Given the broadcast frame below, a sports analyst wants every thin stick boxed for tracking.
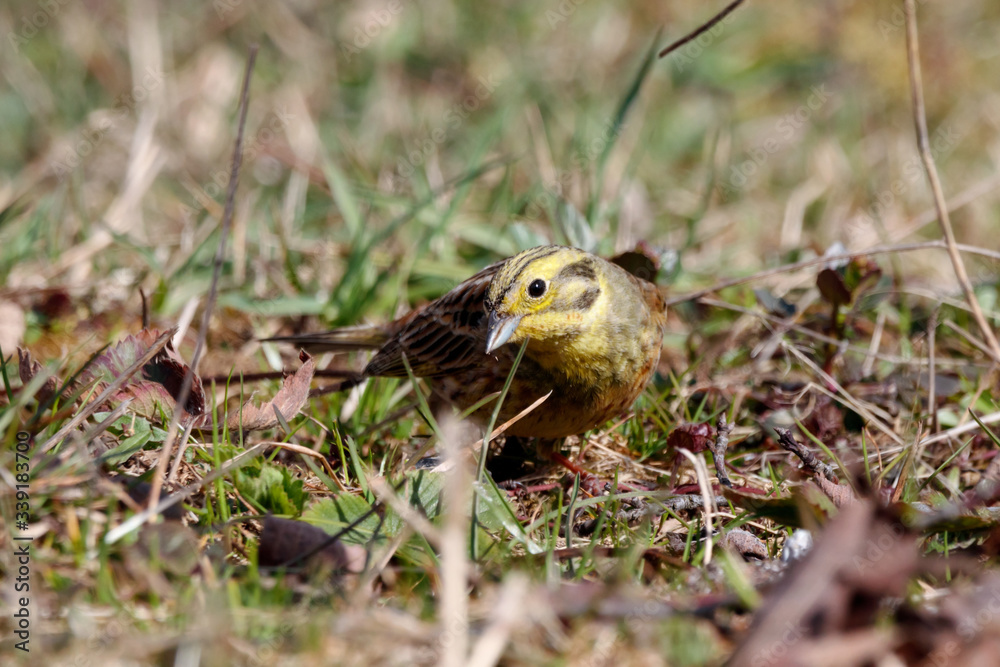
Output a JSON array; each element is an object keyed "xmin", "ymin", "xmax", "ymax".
[
  {"xmin": 712, "ymin": 412, "xmax": 734, "ymax": 488},
  {"xmin": 861, "ymin": 309, "xmax": 886, "ymax": 378},
  {"xmin": 783, "ymin": 343, "xmax": 904, "ymax": 447},
  {"xmin": 145, "ymin": 44, "xmax": 259, "ymax": 521},
  {"xmin": 890, "ymin": 171, "xmax": 1000, "ymax": 242},
  {"xmin": 658, "ymin": 0, "xmax": 746, "ymax": 59},
  {"xmin": 942, "ymin": 320, "xmax": 996, "ymax": 360},
  {"xmin": 201, "ymin": 368, "xmax": 358, "ymax": 384},
  {"xmin": 166, "ymin": 421, "xmax": 196, "ymax": 483},
  {"xmin": 904, "ymin": 0, "xmax": 1000, "ymax": 363},
  {"xmin": 702, "ymin": 296, "xmax": 979, "ymax": 370},
  {"xmin": 927, "ymin": 307, "xmax": 939, "ymax": 435},
  {"xmin": 402, "ymin": 390, "xmax": 552, "ymax": 470},
  {"xmin": 774, "ymin": 427, "xmax": 838, "ymax": 484},
  {"xmin": 917, "ymin": 410, "xmax": 1000, "ymax": 449}
]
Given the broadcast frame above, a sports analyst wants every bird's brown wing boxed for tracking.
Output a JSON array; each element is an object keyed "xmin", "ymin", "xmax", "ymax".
[{"xmin": 363, "ymin": 261, "xmax": 502, "ymax": 378}]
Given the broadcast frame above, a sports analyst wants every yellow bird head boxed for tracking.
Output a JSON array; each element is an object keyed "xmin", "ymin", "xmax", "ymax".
[{"xmin": 483, "ymin": 246, "xmax": 604, "ymax": 354}]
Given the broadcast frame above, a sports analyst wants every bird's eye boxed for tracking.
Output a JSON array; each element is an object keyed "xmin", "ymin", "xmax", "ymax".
[{"xmin": 528, "ymin": 279, "xmax": 547, "ymax": 298}]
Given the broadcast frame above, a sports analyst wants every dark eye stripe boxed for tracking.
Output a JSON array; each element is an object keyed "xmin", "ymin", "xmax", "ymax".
[
  {"xmin": 549, "ymin": 285, "xmax": 602, "ymax": 312},
  {"xmin": 571, "ymin": 286, "xmax": 601, "ymax": 311},
  {"xmin": 557, "ymin": 259, "xmax": 596, "ymax": 281}
]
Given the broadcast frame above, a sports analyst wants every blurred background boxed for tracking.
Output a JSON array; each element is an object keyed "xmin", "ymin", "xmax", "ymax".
[{"xmin": 1, "ymin": 0, "xmax": 999, "ymax": 360}]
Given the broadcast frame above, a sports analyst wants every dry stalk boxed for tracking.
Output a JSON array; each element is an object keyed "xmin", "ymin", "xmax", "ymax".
[
  {"xmin": 903, "ymin": 0, "xmax": 1000, "ymax": 364},
  {"xmin": 147, "ymin": 45, "xmax": 259, "ymax": 518}
]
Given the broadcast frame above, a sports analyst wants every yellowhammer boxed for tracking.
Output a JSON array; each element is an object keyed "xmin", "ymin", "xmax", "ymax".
[{"xmin": 267, "ymin": 245, "xmax": 667, "ymax": 439}]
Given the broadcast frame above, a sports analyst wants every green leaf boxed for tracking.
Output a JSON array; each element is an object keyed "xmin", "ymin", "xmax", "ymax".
[
  {"xmin": 94, "ymin": 413, "xmax": 168, "ymax": 466},
  {"xmin": 303, "ymin": 469, "xmax": 510, "ymax": 562},
  {"xmin": 320, "ymin": 153, "xmax": 362, "ymax": 239},
  {"xmin": 235, "ymin": 465, "xmax": 307, "ymax": 516},
  {"xmin": 303, "ymin": 491, "xmax": 384, "ymax": 545},
  {"xmin": 476, "ymin": 479, "xmax": 543, "ymax": 555},
  {"xmin": 98, "ymin": 430, "xmax": 153, "ymax": 467}
]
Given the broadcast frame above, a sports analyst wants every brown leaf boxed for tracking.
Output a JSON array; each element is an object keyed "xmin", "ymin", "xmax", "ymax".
[
  {"xmin": 609, "ymin": 241, "xmax": 677, "ymax": 284},
  {"xmin": 610, "ymin": 251, "xmax": 657, "ymax": 283},
  {"xmin": 722, "ymin": 528, "xmax": 768, "ymax": 561},
  {"xmin": 138, "ymin": 331, "xmax": 205, "ymax": 417},
  {"xmin": 17, "ymin": 347, "xmax": 59, "ymax": 405},
  {"xmin": 215, "ymin": 350, "xmax": 315, "ymax": 431},
  {"xmin": 667, "ymin": 422, "xmax": 716, "ymax": 454},
  {"xmin": 33, "ymin": 289, "xmax": 73, "ymax": 322},
  {"xmin": 817, "ymin": 267, "xmax": 853, "ymax": 307},
  {"xmin": 817, "ymin": 258, "xmax": 883, "ymax": 308},
  {"xmin": 82, "ymin": 329, "xmax": 206, "ymax": 422}
]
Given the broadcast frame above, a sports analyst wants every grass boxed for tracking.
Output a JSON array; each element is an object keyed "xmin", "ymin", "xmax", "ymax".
[{"xmin": 3, "ymin": 0, "xmax": 1000, "ymax": 664}]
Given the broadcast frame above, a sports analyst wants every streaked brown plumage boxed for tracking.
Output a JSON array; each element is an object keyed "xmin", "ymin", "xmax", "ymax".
[{"xmin": 266, "ymin": 245, "xmax": 667, "ymax": 439}]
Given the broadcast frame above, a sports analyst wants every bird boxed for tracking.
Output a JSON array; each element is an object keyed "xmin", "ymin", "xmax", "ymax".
[{"xmin": 265, "ymin": 245, "xmax": 668, "ymax": 441}]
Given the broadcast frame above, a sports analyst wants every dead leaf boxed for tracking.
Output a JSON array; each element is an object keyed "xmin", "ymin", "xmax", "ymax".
[
  {"xmin": 82, "ymin": 329, "xmax": 206, "ymax": 422},
  {"xmin": 17, "ymin": 347, "xmax": 58, "ymax": 405},
  {"xmin": 817, "ymin": 257, "xmax": 882, "ymax": 308},
  {"xmin": 214, "ymin": 349, "xmax": 315, "ymax": 431},
  {"xmin": 723, "ymin": 528, "xmax": 768, "ymax": 561},
  {"xmin": 667, "ymin": 422, "xmax": 716, "ymax": 455},
  {"xmin": 609, "ymin": 241, "xmax": 678, "ymax": 284}
]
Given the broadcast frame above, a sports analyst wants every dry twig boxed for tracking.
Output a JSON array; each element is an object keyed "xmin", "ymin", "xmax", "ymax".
[
  {"xmin": 904, "ymin": 0, "xmax": 1000, "ymax": 363},
  {"xmin": 657, "ymin": 0, "xmax": 746, "ymax": 59},
  {"xmin": 146, "ymin": 45, "xmax": 259, "ymax": 519},
  {"xmin": 774, "ymin": 427, "xmax": 838, "ymax": 484},
  {"xmin": 712, "ymin": 413, "xmax": 734, "ymax": 488}
]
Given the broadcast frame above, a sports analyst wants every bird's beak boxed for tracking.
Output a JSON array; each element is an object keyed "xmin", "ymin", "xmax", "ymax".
[{"xmin": 485, "ymin": 311, "xmax": 522, "ymax": 354}]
